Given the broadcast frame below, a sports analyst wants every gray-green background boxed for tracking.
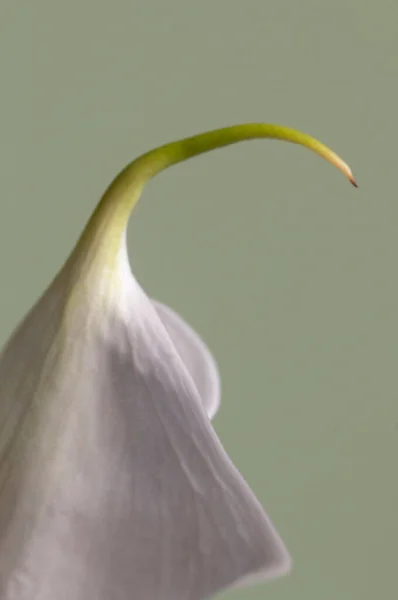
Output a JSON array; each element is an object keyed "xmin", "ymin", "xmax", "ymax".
[{"xmin": 0, "ymin": 1, "xmax": 396, "ymax": 599}]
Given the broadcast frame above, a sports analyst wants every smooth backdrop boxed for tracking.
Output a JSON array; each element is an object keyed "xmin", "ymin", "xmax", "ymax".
[{"xmin": 0, "ymin": 1, "xmax": 396, "ymax": 599}]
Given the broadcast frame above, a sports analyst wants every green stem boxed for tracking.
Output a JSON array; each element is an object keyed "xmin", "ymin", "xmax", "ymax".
[{"xmin": 72, "ymin": 123, "xmax": 356, "ymax": 281}]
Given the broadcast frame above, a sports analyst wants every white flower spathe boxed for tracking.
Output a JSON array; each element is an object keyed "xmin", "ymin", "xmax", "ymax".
[{"xmin": 0, "ymin": 123, "xmax": 356, "ymax": 599}]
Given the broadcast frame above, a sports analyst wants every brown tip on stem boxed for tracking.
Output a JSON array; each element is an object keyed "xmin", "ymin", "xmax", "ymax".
[{"xmin": 350, "ymin": 176, "xmax": 358, "ymax": 188}]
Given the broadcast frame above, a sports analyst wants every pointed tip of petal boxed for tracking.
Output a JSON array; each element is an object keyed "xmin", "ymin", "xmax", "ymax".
[
  {"xmin": 339, "ymin": 161, "xmax": 357, "ymax": 188},
  {"xmin": 350, "ymin": 175, "xmax": 359, "ymax": 188},
  {"xmin": 233, "ymin": 547, "xmax": 293, "ymax": 591}
]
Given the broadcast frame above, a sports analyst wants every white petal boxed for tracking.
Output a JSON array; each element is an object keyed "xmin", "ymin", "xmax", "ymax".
[
  {"xmin": 153, "ymin": 300, "xmax": 220, "ymax": 420},
  {"xmin": 0, "ymin": 245, "xmax": 291, "ymax": 600}
]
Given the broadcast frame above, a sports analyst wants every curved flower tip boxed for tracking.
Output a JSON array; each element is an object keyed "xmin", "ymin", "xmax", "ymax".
[
  {"xmin": 71, "ymin": 123, "xmax": 357, "ymax": 289},
  {"xmin": 0, "ymin": 122, "xmax": 355, "ymax": 599}
]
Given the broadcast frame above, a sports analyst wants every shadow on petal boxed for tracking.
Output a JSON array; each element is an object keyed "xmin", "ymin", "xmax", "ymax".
[{"xmin": 153, "ymin": 300, "xmax": 220, "ymax": 420}]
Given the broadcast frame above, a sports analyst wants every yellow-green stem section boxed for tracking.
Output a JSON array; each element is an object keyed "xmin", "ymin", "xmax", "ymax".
[{"xmin": 72, "ymin": 123, "xmax": 356, "ymax": 283}]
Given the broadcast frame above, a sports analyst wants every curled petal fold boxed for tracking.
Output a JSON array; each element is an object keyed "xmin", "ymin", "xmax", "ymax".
[{"xmin": 153, "ymin": 300, "xmax": 220, "ymax": 420}]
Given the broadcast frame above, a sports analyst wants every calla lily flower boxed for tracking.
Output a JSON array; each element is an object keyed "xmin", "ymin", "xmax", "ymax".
[{"xmin": 0, "ymin": 124, "xmax": 356, "ymax": 599}]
